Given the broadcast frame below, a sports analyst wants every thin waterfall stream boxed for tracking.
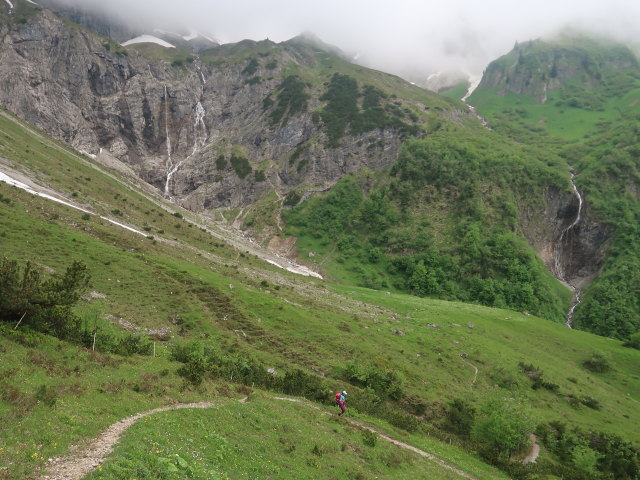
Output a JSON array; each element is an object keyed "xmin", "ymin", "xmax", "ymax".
[
  {"xmin": 554, "ymin": 173, "xmax": 584, "ymax": 328},
  {"xmin": 163, "ymin": 85, "xmax": 173, "ymax": 197}
]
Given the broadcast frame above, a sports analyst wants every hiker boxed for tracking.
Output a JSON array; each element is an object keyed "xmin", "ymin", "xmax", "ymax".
[{"xmin": 335, "ymin": 390, "xmax": 348, "ymax": 416}]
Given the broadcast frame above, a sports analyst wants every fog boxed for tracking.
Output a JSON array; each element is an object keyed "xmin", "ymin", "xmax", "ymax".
[{"xmin": 52, "ymin": 0, "xmax": 640, "ymax": 81}]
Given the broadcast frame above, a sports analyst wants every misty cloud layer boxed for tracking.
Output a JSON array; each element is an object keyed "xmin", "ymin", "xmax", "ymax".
[{"xmin": 51, "ymin": 0, "xmax": 640, "ymax": 81}]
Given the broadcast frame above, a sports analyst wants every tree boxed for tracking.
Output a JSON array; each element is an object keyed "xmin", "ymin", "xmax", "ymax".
[
  {"xmin": 471, "ymin": 396, "xmax": 535, "ymax": 459},
  {"xmin": 0, "ymin": 257, "xmax": 90, "ymax": 338}
]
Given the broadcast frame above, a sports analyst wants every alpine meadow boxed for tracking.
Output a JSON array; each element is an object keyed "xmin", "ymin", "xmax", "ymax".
[{"xmin": 0, "ymin": 2, "xmax": 638, "ymax": 480}]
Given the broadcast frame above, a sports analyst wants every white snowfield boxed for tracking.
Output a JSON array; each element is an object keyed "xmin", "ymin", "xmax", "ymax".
[
  {"xmin": 0, "ymin": 170, "xmax": 147, "ymax": 236},
  {"xmin": 122, "ymin": 35, "xmax": 175, "ymax": 48},
  {"xmin": 4, "ymin": 0, "xmax": 13, "ymax": 10}
]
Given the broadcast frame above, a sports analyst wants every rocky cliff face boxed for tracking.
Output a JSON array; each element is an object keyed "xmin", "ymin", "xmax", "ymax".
[
  {"xmin": 478, "ymin": 34, "xmax": 639, "ymax": 104},
  {"xmin": 0, "ymin": 2, "xmax": 431, "ymax": 213},
  {"xmin": 522, "ymin": 185, "xmax": 610, "ymax": 290}
]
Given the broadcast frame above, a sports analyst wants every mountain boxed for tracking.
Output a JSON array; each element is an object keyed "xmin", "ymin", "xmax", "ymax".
[
  {"xmin": 468, "ymin": 31, "xmax": 640, "ymax": 340},
  {"xmin": 0, "ymin": 104, "xmax": 638, "ymax": 480},
  {"xmin": 469, "ymin": 30, "xmax": 640, "ymax": 139},
  {"xmin": 1, "ymin": 1, "xmax": 635, "ymax": 340},
  {"xmin": 0, "ymin": 1, "xmax": 444, "ymax": 214},
  {"xmin": 1, "ymin": 3, "xmax": 640, "ymax": 479}
]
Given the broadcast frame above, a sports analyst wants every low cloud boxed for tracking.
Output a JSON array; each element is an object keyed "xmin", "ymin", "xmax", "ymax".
[{"xmin": 51, "ymin": 0, "xmax": 640, "ymax": 81}]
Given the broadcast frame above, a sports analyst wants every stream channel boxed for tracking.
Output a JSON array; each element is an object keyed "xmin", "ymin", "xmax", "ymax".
[{"xmin": 554, "ymin": 173, "xmax": 584, "ymax": 328}]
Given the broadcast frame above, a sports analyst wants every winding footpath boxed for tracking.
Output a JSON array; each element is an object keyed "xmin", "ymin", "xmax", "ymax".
[
  {"xmin": 522, "ymin": 434, "xmax": 540, "ymax": 464},
  {"xmin": 39, "ymin": 397, "xmax": 480, "ymax": 480},
  {"xmin": 40, "ymin": 402, "xmax": 215, "ymax": 480}
]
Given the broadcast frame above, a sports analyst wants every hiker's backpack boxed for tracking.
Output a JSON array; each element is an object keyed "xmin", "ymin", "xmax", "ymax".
[{"xmin": 335, "ymin": 392, "xmax": 342, "ymax": 404}]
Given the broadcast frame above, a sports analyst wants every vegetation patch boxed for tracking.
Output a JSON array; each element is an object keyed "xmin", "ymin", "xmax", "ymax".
[
  {"xmin": 266, "ymin": 75, "xmax": 310, "ymax": 125},
  {"xmin": 230, "ymin": 152, "xmax": 252, "ymax": 179}
]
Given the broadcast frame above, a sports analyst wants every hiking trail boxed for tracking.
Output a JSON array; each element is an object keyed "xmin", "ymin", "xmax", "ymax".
[
  {"xmin": 39, "ymin": 402, "xmax": 214, "ymax": 480},
  {"xmin": 38, "ymin": 396, "xmax": 480, "ymax": 480},
  {"xmin": 460, "ymin": 357, "xmax": 479, "ymax": 387},
  {"xmin": 522, "ymin": 434, "xmax": 540, "ymax": 464}
]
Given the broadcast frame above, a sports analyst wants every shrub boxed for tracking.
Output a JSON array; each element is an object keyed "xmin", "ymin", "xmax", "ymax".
[
  {"xmin": 445, "ymin": 399, "xmax": 475, "ymax": 436},
  {"xmin": 283, "ymin": 191, "xmax": 301, "ymax": 207},
  {"xmin": 362, "ymin": 429, "xmax": 377, "ymax": 447},
  {"xmin": 215, "ymin": 155, "xmax": 227, "ymax": 170},
  {"xmin": 268, "ymin": 75, "xmax": 310, "ymax": 125},
  {"xmin": 230, "ymin": 153, "xmax": 252, "ymax": 179},
  {"xmin": 582, "ymin": 353, "xmax": 611, "ymax": 373},
  {"xmin": 0, "ymin": 258, "xmax": 90, "ymax": 339},
  {"xmin": 470, "ymin": 396, "xmax": 535, "ymax": 459},
  {"xmin": 242, "ymin": 58, "xmax": 259, "ymax": 75},
  {"xmin": 623, "ymin": 332, "xmax": 640, "ymax": 350},
  {"xmin": 342, "ymin": 361, "xmax": 404, "ymax": 400}
]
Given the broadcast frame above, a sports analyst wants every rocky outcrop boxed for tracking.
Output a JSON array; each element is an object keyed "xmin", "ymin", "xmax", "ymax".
[
  {"xmin": 477, "ymin": 34, "xmax": 638, "ymax": 104},
  {"xmin": 520, "ymin": 183, "xmax": 610, "ymax": 290},
  {"xmin": 0, "ymin": 5, "xmax": 416, "ymax": 212}
]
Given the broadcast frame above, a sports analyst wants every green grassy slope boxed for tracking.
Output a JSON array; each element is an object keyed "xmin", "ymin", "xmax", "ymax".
[
  {"xmin": 466, "ymin": 33, "xmax": 640, "ymax": 340},
  {"xmin": 283, "ymin": 116, "xmax": 572, "ymax": 323},
  {"xmin": 83, "ymin": 394, "xmax": 509, "ymax": 480},
  {"xmin": 1, "ymin": 109, "xmax": 639, "ymax": 480},
  {"xmin": 469, "ymin": 32, "xmax": 640, "ymax": 141}
]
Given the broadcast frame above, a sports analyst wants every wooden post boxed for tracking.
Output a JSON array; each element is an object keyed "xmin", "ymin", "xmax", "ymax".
[
  {"xmin": 153, "ymin": 342, "xmax": 156, "ymax": 357},
  {"xmin": 14, "ymin": 312, "xmax": 26, "ymax": 329},
  {"xmin": 92, "ymin": 331, "xmax": 97, "ymax": 351}
]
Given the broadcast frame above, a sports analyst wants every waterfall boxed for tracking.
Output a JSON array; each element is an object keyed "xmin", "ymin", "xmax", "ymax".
[
  {"xmin": 193, "ymin": 101, "xmax": 206, "ymax": 152},
  {"xmin": 461, "ymin": 75, "xmax": 489, "ymax": 128},
  {"xmin": 553, "ymin": 173, "xmax": 584, "ymax": 328},
  {"xmin": 164, "ymin": 101, "xmax": 208, "ymax": 199},
  {"xmin": 163, "ymin": 86, "xmax": 173, "ymax": 197}
]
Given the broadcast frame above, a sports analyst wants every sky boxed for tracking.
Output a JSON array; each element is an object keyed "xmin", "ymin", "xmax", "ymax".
[{"xmin": 55, "ymin": 0, "xmax": 640, "ymax": 81}]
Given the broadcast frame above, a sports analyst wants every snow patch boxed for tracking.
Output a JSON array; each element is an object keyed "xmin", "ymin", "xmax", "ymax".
[
  {"xmin": 0, "ymin": 170, "xmax": 147, "ymax": 237},
  {"xmin": 182, "ymin": 29, "xmax": 199, "ymax": 41},
  {"xmin": 25, "ymin": 0, "xmax": 38, "ymax": 3},
  {"xmin": 4, "ymin": 0, "xmax": 13, "ymax": 11},
  {"xmin": 461, "ymin": 75, "xmax": 482, "ymax": 102},
  {"xmin": 266, "ymin": 259, "xmax": 323, "ymax": 279},
  {"xmin": 122, "ymin": 35, "xmax": 175, "ymax": 49}
]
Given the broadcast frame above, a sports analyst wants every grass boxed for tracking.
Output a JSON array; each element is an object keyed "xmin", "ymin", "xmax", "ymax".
[
  {"xmin": 83, "ymin": 394, "xmax": 508, "ymax": 480},
  {"xmin": 469, "ymin": 84, "xmax": 640, "ymax": 140},
  {"xmin": 0, "ymin": 66, "xmax": 639, "ymax": 480}
]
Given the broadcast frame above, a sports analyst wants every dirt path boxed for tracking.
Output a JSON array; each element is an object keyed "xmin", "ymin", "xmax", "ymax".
[
  {"xmin": 273, "ymin": 397, "xmax": 479, "ymax": 480},
  {"xmin": 522, "ymin": 434, "xmax": 540, "ymax": 464},
  {"xmin": 39, "ymin": 396, "xmax": 480, "ymax": 480},
  {"xmin": 39, "ymin": 402, "xmax": 215, "ymax": 480},
  {"xmin": 460, "ymin": 357, "xmax": 479, "ymax": 387}
]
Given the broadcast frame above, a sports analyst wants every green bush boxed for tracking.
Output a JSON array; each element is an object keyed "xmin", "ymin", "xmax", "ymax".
[
  {"xmin": 230, "ymin": 153, "xmax": 252, "ymax": 179},
  {"xmin": 215, "ymin": 155, "xmax": 227, "ymax": 170},
  {"xmin": 361, "ymin": 429, "xmax": 377, "ymax": 447},
  {"xmin": 470, "ymin": 396, "xmax": 535, "ymax": 459},
  {"xmin": 242, "ymin": 58, "xmax": 259, "ymax": 75},
  {"xmin": 0, "ymin": 258, "xmax": 90, "ymax": 339},
  {"xmin": 268, "ymin": 75, "xmax": 310, "ymax": 125},
  {"xmin": 445, "ymin": 399, "xmax": 476, "ymax": 436},
  {"xmin": 582, "ymin": 353, "xmax": 612, "ymax": 373},
  {"xmin": 342, "ymin": 361, "xmax": 404, "ymax": 400},
  {"xmin": 623, "ymin": 332, "xmax": 640, "ymax": 350},
  {"xmin": 283, "ymin": 191, "xmax": 301, "ymax": 207}
]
